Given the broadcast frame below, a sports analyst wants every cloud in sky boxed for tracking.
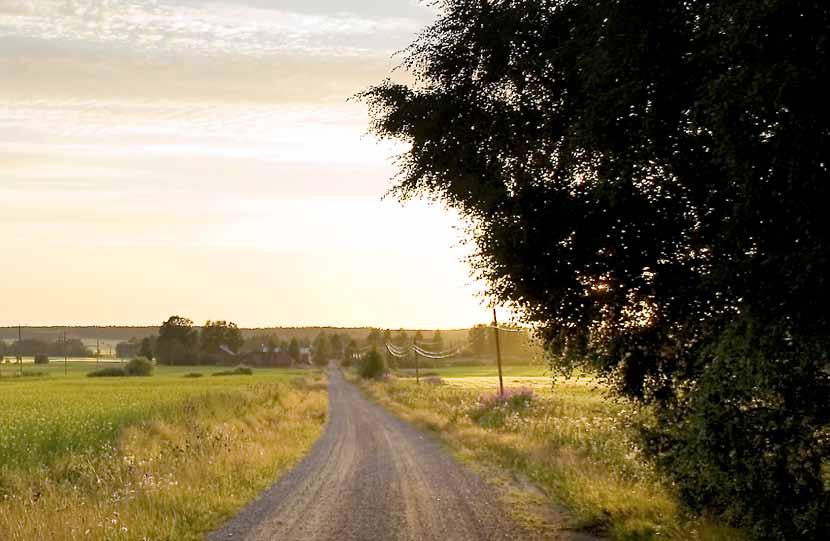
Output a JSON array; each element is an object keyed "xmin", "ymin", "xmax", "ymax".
[
  {"xmin": 0, "ymin": 0, "xmax": 426, "ymax": 57},
  {"xmin": 0, "ymin": 1, "xmax": 490, "ymax": 328}
]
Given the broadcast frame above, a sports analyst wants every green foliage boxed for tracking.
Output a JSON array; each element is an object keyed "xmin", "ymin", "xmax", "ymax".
[
  {"xmin": 156, "ymin": 316, "xmax": 199, "ymax": 365},
  {"xmin": 9, "ymin": 338, "xmax": 91, "ymax": 358},
  {"xmin": 212, "ymin": 366, "xmax": 253, "ymax": 376},
  {"xmin": 359, "ymin": 348, "xmax": 387, "ymax": 380},
  {"xmin": 312, "ymin": 333, "xmax": 330, "ymax": 367},
  {"xmin": 200, "ymin": 320, "xmax": 243, "ymax": 357},
  {"xmin": 115, "ymin": 338, "xmax": 141, "ymax": 359},
  {"xmin": 182, "ymin": 372, "xmax": 204, "ymax": 378},
  {"xmin": 342, "ymin": 339, "xmax": 358, "ymax": 367},
  {"xmin": 125, "ymin": 357, "xmax": 154, "ymax": 377},
  {"xmin": 139, "ymin": 335, "xmax": 155, "ymax": 360},
  {"xmin": 362, "ymin": 1, "xmax": 830, "ymax": 538},
  {"xmin": 287, "ymin": 338, "xmax": 300, "ymax": 364},
  {"xmin": 33, "ymin": 354, "xmax": 49, "ymax": 365},
  {"xmin": 87, "ymin": 367, "xmax": 127, "ymax": 378},
  {"xmin": 470, "ymin": 387, "xmax": 535, "ymax": 429}
]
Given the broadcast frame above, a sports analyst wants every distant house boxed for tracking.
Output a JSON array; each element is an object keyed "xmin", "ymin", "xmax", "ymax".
[{"xmin": 237, "ymin": 345, "xmax": 294, "ymax": 367}]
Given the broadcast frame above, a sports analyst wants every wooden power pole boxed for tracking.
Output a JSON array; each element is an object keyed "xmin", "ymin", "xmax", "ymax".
[
  {"xmin": 493, "ymin": 309, "xmax": 505, "ymax": 397},
  {"xmin": 64, "ymin": 331, "xmax": 68, "ymax": 376},
  {"xmin": 413, "ymin": 338, "xmax": 420, "ymax": 385}
]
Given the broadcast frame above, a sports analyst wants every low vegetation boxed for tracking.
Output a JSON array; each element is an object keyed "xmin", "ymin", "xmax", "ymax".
[
  {"xmin": 356, "ymin": 367, "xmax": 742, "ymax": 541},
  {"xmin": 213, "ymin": 365, "xmax": 253, "ymax": 376},
  {"xmin": 358, "ymin": 349, "xmax": 386, "ymax": 380},
  {"xmin": 87, "ymin": 357, "xmax": 154, "ymax": 378},
  {"xmin": 0, "ymin": 362, "xmax": 327, "ymax": 540}
]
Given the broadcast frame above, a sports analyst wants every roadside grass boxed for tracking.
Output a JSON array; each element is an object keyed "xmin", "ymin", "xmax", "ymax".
[
  {"xmin": 398, "ymin": 364, "xmax": 549, "ymax": 378},
  {"xmin": 0, "ymin": 363, "xmax": 327, "ymax": 540},
  {"xmin": 356, "ymin": 368, "xmax": 742, "ymax": 541}
]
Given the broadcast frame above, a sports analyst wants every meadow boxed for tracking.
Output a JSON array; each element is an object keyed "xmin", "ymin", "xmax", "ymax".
[
  {"xmin": 0, "ymin": 362, "xmax": 328, "ymax": 540},
  {"xmin": 357, "ymin": 365, "xmax": 743, "ymax": 541}
]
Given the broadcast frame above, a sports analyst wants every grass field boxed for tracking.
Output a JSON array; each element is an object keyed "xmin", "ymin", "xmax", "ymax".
[
  {"xmin": 0, "ymin": 362, "xmax": 328, "ymax": 540},
  {"xmin": 358, "ymin": 365, "xmax": 743, "ymax": 541}
]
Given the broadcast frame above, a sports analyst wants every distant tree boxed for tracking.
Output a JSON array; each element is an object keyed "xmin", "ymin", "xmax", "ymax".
[
  {"xmin": 382, "ymin": 329, "xmax": 392, "ymax": 344},
  {"xmin": 156, "ymin": 316, "xmax": 198, "ymax": 365},
  {"xmin": 34, "ymin": 354, "xmax": 49, "ymax": 365},
  {"xmin": 115, "ymin": 339, "xmax": 140, "ymax": 359},
  {"xmin": 432, "ymin": 330, "xmax": 444, "ymax": 351},
  {"xmin": 55, "ymin": 338, "xmax": 92, "ymax": 358},
  {"xmin": 288, "ymin": 338, "xmax": 300, "ymax": 366},
  {"xmin": 468, "ymin": 325, "xmax": 490, "ymax": 356},
  {"xmin": 343, "ymin": 339, "xmax": 358, "ymax": 367},
  {"xmin": 329, "ymin": 334, "xmax": 343, "ymax": 357},
  {"xmin": 10, "ymin": 338, "xmax": 48, "ymax": 357},
  {"xmin": 366, "ymin": 328, "xmax": 382, "ymax": 346},
  {"xmin": 312, "ymin": 333, "xmax": 330, "ymax": 367},
  {"xmin": 393, "ymin": 329, "xmax": 409, "ymax": 346},
  {"xmin": 201, "ymin": 320, "xmax": 243, "ymax": 355},
  {"xmin": 414, "ymin": 330, "xmax": 424, "ymax": 343},
  {"xmin": 362, "ymin": 1, "xmax": 830, "ymax": 537},
  {"xmin": 359, "ymin": 348, "xmax": 387, "ymax": 380},
  {"xmin": 139, "ymin": 336, "xmax": 156, "ymax": 360}
]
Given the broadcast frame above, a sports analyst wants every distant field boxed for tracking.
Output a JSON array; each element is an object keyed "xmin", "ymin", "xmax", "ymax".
[
  {"xmin": 0, "ymin": 363, "xmax": 327, "ymax": 540},
  {"xmin": 399, "ymin": 363, "xmax": 549, "ymax": 379},
  {"xmin": 358, "ymin": 366, "xmax": 741, "ymax": 540}
]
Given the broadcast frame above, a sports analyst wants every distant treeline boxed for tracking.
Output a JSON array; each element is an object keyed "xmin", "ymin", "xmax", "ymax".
[
  {"xmin": 0, "ymin": 326, "xmax": 471, "ymax": 344},
  {"xmin": 110, "ymin": 317, "xmax": 540, "ymax": 368},
  {"xmin": 0, "ymin": 338, "xmax": 91, "ymax": 359}
]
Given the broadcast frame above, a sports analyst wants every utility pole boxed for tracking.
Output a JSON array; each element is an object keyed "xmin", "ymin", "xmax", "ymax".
[
  {"xmin": 413, "ymin": 338, "xmax": 420, "ymax": 385},
  {"xmin": 493, "ymin": 309, "xmax": 504, "ymax": 397},
  {"xmin": 64, "ymin": 331, "xmax": 68, "ymax": 376},
  {"xmin": 18, "ymin": 325, "xmax": 22, "ymax": 376},
  {"xmin": 96, "ymin": 339, "xmax": 100, "ymax": 365}
]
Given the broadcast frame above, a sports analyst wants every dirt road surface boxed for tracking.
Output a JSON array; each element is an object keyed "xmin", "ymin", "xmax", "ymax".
[{"xmin": 209, "ymin": 369, "xmax": 545, "ymax": 540}]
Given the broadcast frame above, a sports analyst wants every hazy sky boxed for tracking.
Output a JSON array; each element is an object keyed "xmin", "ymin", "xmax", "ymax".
[{"xmin": 0, "ymin": 0, "xmax": 492, "ymax": 328}]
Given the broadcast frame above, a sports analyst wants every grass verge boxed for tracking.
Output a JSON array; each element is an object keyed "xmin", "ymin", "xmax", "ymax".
[
  {"xmin": 0, "ymin": 365, "xmax": 327, "ymax": 540},
  {"xmin": 354, "ymin": 369, "xmax": 742, "ymax": 541}
]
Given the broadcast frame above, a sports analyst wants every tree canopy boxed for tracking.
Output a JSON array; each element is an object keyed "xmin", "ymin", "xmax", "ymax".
[{"xmin": 362, "ymin": 1, "xmax": 830, "ymax": 538}]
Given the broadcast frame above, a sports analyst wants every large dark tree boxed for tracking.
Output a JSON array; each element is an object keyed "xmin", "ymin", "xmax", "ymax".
[
  {"xmin": 362, "ymin": 1, "xmax": 830, "ymax": 538},
  {"xmin": 156, "ymin": 316, "xmax": 198, "ymax": 365}
]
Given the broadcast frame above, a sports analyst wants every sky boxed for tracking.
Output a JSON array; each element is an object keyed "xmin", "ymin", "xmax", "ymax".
[{"xmin": 0, "ymin": 0, "xmax": 493, "ymax": 329}]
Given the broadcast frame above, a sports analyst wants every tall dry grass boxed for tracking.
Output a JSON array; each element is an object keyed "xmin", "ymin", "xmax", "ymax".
[{"xmin": 358, "ymin": 373, "xmax": 742, "ymax": 541}]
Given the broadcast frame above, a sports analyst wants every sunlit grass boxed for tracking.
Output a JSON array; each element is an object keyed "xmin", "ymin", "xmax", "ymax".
[
  {"xmin": 0, "ymin": 363, "xmax": 327, "ymax": 540},
  {"xmin": 357, "ymin": 368, "xmax": 742, "ymax": 541}
]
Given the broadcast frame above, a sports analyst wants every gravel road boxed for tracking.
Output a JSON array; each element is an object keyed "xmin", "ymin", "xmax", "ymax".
[{"xmin": 208, "ymin": 369, "xmax": 542, "ymax": 541}]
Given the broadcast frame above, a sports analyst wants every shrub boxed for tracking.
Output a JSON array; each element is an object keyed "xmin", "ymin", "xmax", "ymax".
[
  {"xmin": 33, "ymin": 354, "xmax": 49, "ymax": 365},
  {"xmin": 87, "ymin": 367, "xmax": 126, "ymax": 378},
  {"xmin": 125, "ymin": 357, "xmax": 153, "ymax": 377},
  {"xmin": 212, "ymin": 366, "xmax": 253, "ymax": 376},
  {"xmin": 15, "ymin": 371, "xmax": 47, "ymax": 378},
  {"xmin": 471, "ymin": 387, "xmax": 535, "ymax": 428},
  {"xmin": 359, "ymin": 349, "xmax": 386, "ymax": 379},
  {"xmin": 183, "ymin": 372, "xmax": 204, "ymax": 378}
]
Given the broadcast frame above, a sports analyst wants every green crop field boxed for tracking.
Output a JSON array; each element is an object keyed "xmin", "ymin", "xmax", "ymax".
[{"xmin": 0, "ymin": 362, "xmax": 328, "ymax": 540}]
